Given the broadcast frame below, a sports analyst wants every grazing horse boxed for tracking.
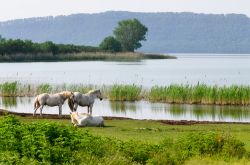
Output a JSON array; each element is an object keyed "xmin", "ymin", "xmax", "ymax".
[
  {"xmin": 68, "ymin": 89, "xmax": 103, "ymax": 115},
  {"xmin": 70, "ymin": 111, "xmax": 104, "ymax": 127},
  {"xmin": 33, "ymin": 91, "xmax": 73, "ymax": 116}
]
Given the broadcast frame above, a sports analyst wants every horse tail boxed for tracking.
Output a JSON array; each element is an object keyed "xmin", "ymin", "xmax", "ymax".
[
  {"xmin": 33, "ymin": 96, "xmax": 40, "ymax": 110},
  {"xmin": 68, "ymin": 97, "xmax": 74, "ymax": 112}
]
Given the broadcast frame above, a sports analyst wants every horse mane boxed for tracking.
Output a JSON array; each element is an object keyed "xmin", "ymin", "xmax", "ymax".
[
  {"xmin": 87, "ymin": 89, "xmax": 100, "ymax": 94},
  {"xmin": 59, "ymin": 91, "xmax": 72, "ymax": 98}
]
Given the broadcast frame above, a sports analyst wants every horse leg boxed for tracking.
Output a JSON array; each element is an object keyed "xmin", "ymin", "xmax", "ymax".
[
  {"xmin": 87, "ymin": 106, "xmax": 90, "ymax": 114},
  {"xmin": 89, "ymin": 105, "xmax": 93, "ymax": 115},
  {"xmin": 58, "ymin": 105, "xmax": 62, "ymax": 116},
  {"xmin": 40, "ymin": 105, "xmax": 44, "ymax": 117},
  {"xmin": 33, "ymin": 104, "xmax": 41, "ymax": 116}
]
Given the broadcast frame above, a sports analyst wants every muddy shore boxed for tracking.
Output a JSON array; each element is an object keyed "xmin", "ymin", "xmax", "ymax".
[{"xmin": 1, "ymin": 109, "xmax": 250, "ymax": 125}]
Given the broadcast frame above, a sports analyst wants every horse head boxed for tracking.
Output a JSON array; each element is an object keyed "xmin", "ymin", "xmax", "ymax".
[
  {"xmin": 95, "ymin": 89, "xmax": 103, "ymax": 101},
  {"xmin": 68, "ymin": 92, "xmax": 77, "ymax": 112}
]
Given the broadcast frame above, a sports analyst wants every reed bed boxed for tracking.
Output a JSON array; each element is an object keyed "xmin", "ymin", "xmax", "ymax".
[
  {"xmin": 0, "ymin": 52, "xmax": 174, "ymax": 62},
  {"xmin": 0, "ymin": 82, "xmax": 250, "ymax": 105},
  {"xmin": 0, "ymin": 82, "xmax": 18, "ymax": 97},
  {"xmin": 148, "ymin": 84, "xmax": 250, "ymax": 105},
  {"xmin": 108, "ymin": 84, "xmax": 142, "ymax": 101}
]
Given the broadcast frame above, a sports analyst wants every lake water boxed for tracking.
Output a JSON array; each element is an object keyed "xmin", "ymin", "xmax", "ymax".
[
  {"xmin": 0, "ymin": 54, "xmax": 250, "ymax": 122},
  {"xmin": 1, "ymin": 97, "xmax": 250, "ymax": 122},
  {"xmin": 0, "ymin": 55, "xmax": 250, "ymax": 86}
]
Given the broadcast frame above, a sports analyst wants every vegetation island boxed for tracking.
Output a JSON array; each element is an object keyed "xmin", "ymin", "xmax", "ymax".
[{"xmin": 0, "ymin": 19, "xmax": 175, "ymax": 62}]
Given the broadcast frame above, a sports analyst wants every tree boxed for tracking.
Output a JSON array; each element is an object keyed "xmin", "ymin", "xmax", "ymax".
[
  {"xmin": 99, "ymin": 36, "xmax": 122, "ymax": 52},
  {"xmin": 113, "ymin": 18, "xmax": 148, "ymax": 52},
  {"xmin": 42, "ymin": 41, "xmax": 58, "ymax": 55}
]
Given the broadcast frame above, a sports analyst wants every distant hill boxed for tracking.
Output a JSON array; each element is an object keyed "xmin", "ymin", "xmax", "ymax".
[{"xmin": 1, "ymin": 11, "xmax": 250, "ymax": 53}]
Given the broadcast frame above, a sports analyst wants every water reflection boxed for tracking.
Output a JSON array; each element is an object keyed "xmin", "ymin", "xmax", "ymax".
[
  {"xmin": 109, "ymin": 101, "xmax": 136, "ymax": 113},
  {"xmin": 1, "ymin": 97, "xmax": 250, "ymax": 122},
  {"xmin": 1, "ymin": 97, "xmax": 17, "ymax": 108}
]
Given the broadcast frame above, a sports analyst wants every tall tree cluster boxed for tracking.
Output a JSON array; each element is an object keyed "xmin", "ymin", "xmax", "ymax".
[{"xmin": 100, "ymin": 18, "xmax": 148, "ymax": 52}]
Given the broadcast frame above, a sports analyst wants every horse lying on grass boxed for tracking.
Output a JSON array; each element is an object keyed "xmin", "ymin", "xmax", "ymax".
[
  {"xmin": 68, "ymin": 89, "xmax": 103, "ymax": 115},
  {"xmin": 33, "ymin": 91, "xmax": 73, "ymax": 116},
  {"xmin": 70, "ymin": 111, "xmax": 104, "ymax": 127}
]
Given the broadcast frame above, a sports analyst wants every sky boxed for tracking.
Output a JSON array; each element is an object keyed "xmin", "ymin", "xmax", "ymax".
[{"xmin": 0, "ymin": 0, "xmax": 250, "ymax": 21}]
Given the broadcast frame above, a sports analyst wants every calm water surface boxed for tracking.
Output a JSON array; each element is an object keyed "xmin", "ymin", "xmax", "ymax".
[
  {"xmin": 1, "ymin": 97, "xmax": 250, "ymax": 122},
  {"xmin": 0, "ymin": 55, "xmax": 250, "ymax": 86},
  {"xmin": 0, "ymin": 55, "xmax": 250, "ymax": 122}
]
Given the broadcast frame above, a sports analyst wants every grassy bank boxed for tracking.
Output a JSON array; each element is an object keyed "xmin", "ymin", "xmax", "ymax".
[
  {"xmin": 0, "ymin": 52, "xmax": 175, "ymax": 62},
  {"xmin": 1, "ymin": 82, "xmax": 250, "ymax": 106},
  {"xmin": 0, "ymin": 115, "xmax": 249, "ymax": 164}
]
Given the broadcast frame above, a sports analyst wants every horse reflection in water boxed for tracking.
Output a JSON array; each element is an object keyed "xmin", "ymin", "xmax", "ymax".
[
  {"xmin": 33, "ymin": 91, "xmax": 73, "ymax": 116},
  {"xmin": 68, "ymin": 89, "xmax": 103, "ymax": 115}
]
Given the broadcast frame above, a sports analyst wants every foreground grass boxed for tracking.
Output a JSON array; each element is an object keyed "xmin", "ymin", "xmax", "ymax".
[
  {"xmin": 0, "ymin": 52, "xmax": 175, "ymax": 62},
  {"xmin": 1, "ymin": 115, "xmax": 249, "ymax": 164},
  {"xmin": 18, "ymin": 117, "xmax": 250, "ymax": 150},
  {"xmin": 1, "ymin": 82, "xmax": 250, "ymax": 106}
]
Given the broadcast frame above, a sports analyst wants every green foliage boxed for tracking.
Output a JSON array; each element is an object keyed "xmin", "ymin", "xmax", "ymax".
[
  {"xmin": 114, "ymin": 18, "xmax": 148, "ymax": 52},
  {"xmin": 108, "ymin": 84, "xmax": 142, "ymax": 101},
  {"xmin": 41, "ymin": 41, "xmax": 58, "ymax": 55},
  {"xmin": 148, "ymin": 84, "xmax": 250, "ymax": 105},
  {"xmin": 0, "ymin": 115, "xmax": 248, "ymax": 164},
  {"xmin": 0, "ymin": 81, "xmax": 18, "ymax": 96},
  {"xmin": 1, "ymin": 82, "xmax": 250, "ymax": 105},
  {"xmin": 36, "ymin": 84, "xmax": 52, "ymax": 94},
  {"xmin": 99, "ymin": 36, "xmax": 122, "ymax": 52},
  {"xmin": 176, "ymin": 132, "xmax": 246, "ymax": 159},
  {"xmin": 0, "ymin": 37, "xmax": 100, "ymax": 56}
]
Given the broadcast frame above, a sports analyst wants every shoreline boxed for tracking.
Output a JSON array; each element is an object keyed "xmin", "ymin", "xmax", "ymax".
[
  {"xmin": 1, "ymin": 109, "xmax": 249, "ymax": 125},
  {"xmin": 0, "ymin": 52, "xmax": 176, "ymax": 63}
]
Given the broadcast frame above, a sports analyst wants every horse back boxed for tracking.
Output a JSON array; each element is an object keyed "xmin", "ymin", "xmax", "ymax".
[{"xmin": 73, "ymin": 92, "xmax": 92, "ymax": 106}]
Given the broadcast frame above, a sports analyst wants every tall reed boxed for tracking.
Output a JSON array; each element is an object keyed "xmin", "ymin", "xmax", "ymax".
[
  {"xmin": 0, "ymin": 82, "xmax": 250, "ymax": 105},
  {"xmin": 148, "ymin": 84, "xmax": 250, "ymax": 105},
  {"xmin": 108, "ymin": 84, "xmax": 142, "ymax": 101},
  {"xmin": 0, "ymin": 82, "xmax": 18, "ymax": 97}
]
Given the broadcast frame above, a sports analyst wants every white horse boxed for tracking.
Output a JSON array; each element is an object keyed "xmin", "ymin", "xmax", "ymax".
[
  {"xmin": 68, "ymin": 89, "xmax": 103, "ymax": 115},
  {"xmin": 33, "ymin": 91, "xmax": 73, "ymax": 116},
  {"xmin": 70, "ymin": 111, "xmax": 104, "ymax": 127}
]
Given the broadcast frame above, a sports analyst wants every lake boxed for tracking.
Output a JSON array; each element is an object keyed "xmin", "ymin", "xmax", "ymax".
[
  {"xmin": 0, "ymin": 54, "xmax": 250, "ymax": 122},
  {"xmin": 1, "ymin": 97, "xmax": 250, "ymax": 122},
  {"xmin": 0, "ymin": 54, "xmax": 250, "ymax": 86}
]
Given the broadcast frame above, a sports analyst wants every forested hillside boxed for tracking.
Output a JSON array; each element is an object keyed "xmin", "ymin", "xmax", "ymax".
[{"xmin": 1, "ymin": 11, "xmax": 250, "ymax": 53}]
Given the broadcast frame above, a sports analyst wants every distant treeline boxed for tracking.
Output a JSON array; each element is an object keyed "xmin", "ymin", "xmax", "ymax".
[
  {"xmin": 1, "ymin": 11, "xmax": 250, "ymax": 53},
  {"xmin": 0, "ymin": 37, "xmax": 100, "ymax": 55}
]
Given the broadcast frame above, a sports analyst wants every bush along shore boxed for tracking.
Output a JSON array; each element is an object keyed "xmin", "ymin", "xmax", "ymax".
[
  {"xmin": 1, "ymin": 82, "xmax": 250, "ymax": 106},
  {"xmin": 0, "ymin": 115, "xmax": 249, "ymax": 164},
  {"xmin": 0, "ymin": 52, "xmax": 175, "ymax": 62}
]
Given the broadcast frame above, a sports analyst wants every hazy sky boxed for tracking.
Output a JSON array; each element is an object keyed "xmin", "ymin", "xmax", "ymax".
[{"xmin": 0, "ymin": 0, "xmax": 249, "ymax": 21}]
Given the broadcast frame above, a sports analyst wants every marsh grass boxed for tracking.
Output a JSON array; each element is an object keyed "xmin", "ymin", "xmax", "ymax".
[
  {"xmin": 148, "ymin": 84, "xmax": 250, "ymax": 105},
  {"xmin": 0, "ymin": 82, "xmax": 18, "ymax": 97},
  {"xmin": 0, "ymin": 82, "xmax": 250, "ymax": 105},
  {"xmin": 108, "ymin": 84, "xmax": 142, "ymax": 101},
  {"xmin": 0, "ymin": 52, "xmax": 174, "ymax": 62},
  {"xmin": 36, "ymin": 84, "xmax": 52, "ymax": 94}
]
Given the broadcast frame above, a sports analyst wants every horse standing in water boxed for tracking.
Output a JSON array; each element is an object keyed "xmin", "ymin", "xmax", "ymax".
[
  {"xmin": 33, "ymin": 91, "xmax": 73, "ymax": 116},
  {"xmin": 68, "ymin": 89, "xmax": 103, "ymax": 115}
]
